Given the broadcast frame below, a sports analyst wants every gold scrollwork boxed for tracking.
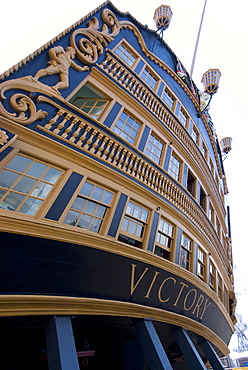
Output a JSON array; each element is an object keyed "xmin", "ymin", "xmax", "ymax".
[
  {"xmin": 70, "ymin": 9, "xmax": 120, "ymax": 65},
  {"xmin": 0, "ymin": 83, "xmax": 48, "ymax": 125}
]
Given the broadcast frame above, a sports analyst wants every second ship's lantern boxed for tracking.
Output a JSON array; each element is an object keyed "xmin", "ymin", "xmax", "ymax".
[
  {"xmin": 201, "ymin": 69, "xmax": 221, "ymax": 95},
  {"xmin": 154, "ymin": 5, "xmax": 173, "ymax": 32},
  {"xmin": 220, "ymin": 137, "xmax": 232, "ymax": 153}
]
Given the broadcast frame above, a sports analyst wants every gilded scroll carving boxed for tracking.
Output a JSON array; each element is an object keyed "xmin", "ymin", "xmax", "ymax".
[
  {"xmin": 0, "ymin": 77, "xmax": 48, "ymax": 125},
  {"xmin": 70, "ymin": 9, "xmax": 120, "ymax": 65}
]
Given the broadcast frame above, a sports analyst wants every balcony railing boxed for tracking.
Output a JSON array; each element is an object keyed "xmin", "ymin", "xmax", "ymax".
[
  {"xmin": 98, "ymin": 52, "xmax": 225, "ymax": 217},
  {"xmin": 37, "ymin": 98, "xmax": 230, "ymax": 272}
]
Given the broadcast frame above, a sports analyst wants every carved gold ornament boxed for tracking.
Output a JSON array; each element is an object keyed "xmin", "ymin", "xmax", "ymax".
[
  {"xmin": 0, "ymin": 129, "xmax": 8, "ymax": 145},
  {"xmin": 70, "ymin": 9, "xmax": 120, "ymax": 65}
]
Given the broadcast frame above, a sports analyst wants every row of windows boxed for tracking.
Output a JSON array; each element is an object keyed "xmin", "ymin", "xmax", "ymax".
[
  {"xmin": 68, "ymin": 80, "xmax": 223, "ymax": 212},
  {"xmin": 0, "ymin": 153, "xmax": 229, "ymax": 309},
  {"xmin": 113, "ymin": 42, "xmax": 220, "ymax": 181}
]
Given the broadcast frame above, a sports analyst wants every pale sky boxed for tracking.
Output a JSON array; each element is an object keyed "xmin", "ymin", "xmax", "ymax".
[{"xmin": 1, "ymin": 0, "xmax": 248, "ymax": 356}]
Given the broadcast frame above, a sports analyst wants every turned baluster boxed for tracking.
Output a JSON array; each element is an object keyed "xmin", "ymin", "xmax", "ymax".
[
  {"xmin": 44, "ymin": 109, "xmax": 64, "ymax": 130},
  {"xmin": 69, "ymin": 121, "xmax": 86, "ymax": 142},
  {"xmin": 53, "ymin": 113, "xmax": 72, "ymax": 135},
  {"xmin": 102, "ymin": 139, "xmax": 114, "ymax": 160},
  {"xmin": 112, "ymin": 144, "xmax": 122, "ymax": 165},
  {"xmin": 108, "ymin": 142, "xmax": 119, "ymax": 163},
  {"xmin": 117, "ymin": 148, "xmax": 128, "ymax": 168},
  {"xmin": 61, "ymin": 117, "xmax": 78, "ymax": 138},
  {"xmin": 89, "ymin": 131, "xmax": 104, "ymax": 154},
  {"xmin": 76, "ymin": 125, "xmax": 92, "ymax": 147}
]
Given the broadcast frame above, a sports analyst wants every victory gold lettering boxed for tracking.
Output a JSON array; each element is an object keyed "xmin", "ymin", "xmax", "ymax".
[
  {"xmin": 158, "ymin": 277, "xmax": 176, "ymax": 303},
  {"xmin": 130, "ymin": 264, "xmax": 149, "ymax": 295},
  {"xmin": 183, "ymin": 289, "xmax": 197, "ymax": 311}
]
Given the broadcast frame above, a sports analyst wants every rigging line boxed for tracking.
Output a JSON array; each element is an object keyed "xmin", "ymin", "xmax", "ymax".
[{"xmin": 190, "ymin": 0, "xmax": 208, "ymax": 78}]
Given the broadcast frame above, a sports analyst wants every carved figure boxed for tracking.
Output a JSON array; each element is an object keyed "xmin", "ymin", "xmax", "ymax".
[{"xmin": 33, "ymin": 46, "xmax": 88, "ymax": 92}]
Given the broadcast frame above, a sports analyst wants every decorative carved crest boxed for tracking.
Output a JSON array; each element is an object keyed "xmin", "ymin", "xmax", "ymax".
[{"xmin": 0, "ymin": 9, "xmax": 120, "ymax": 125}]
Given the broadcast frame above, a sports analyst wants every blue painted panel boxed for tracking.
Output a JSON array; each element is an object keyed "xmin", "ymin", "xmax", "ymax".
[
  {"xmin": 45, "ymin": 172, "xmax": 83, "ymax": 221},
  {"xmin": 164, "ymin": 146, "xmax": 172, "ymax": 171},
  {"xmin": 0, "ymin": 146, "xmax": 13, "ymax": 162},
  {"xmin": 175, "ymin": 228, "xmax": 182, "ymax": 264},
  {"xmin": 108, "ymin": 193, "xmax": 128, "ymax": 237},
  {"xmin": 134, "ymin": 60, "xmax": 145, "ymax": 75},
  {"xmin": 138, "ymin": 125, "xmax": 150, "ymax": 152},
  {"xmin": 147, "ymin": 211, "xmax": 159, "ymax": 251},
  {"xmin": 104, "ymin": 102, "xmax": 122, "ymax": 128}
]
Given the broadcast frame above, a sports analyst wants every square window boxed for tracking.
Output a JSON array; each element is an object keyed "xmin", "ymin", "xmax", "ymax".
[
  {"xmin": 63, "ymin": 181, "xmax": 114, "ymax": 233},
  {"xmin": 162, "ymin": 89, "xmax": 175, "ymax": 110},
  {"xmin": 113, "ymin": 112, "xmax": 140, "ymax": 145},
  {"xmin": 69, "ymin": 83, "xmax": 110, "ymax": 120},
  {"xmin": 114, "ymin": 44, "xmax": 137, "ymax": 67},
  {"xmin": 118, "ymin": 201, "xmax": 148, "ymax": 248},
  {"xmin": 178, "ymin": 108, "xmax": 188, "ymax": 126},
  {"xmin": 168, "ymin": 154, "xmax": 181, "ymax": 181},
  {"xmin": 145, "ymin": 134, "xmax": 164, "ymax": 165},
  {"xmin": 0, "ymin": 154, "xmax": 62, "ymax": 215},
  {"xmin": 141, "ymin": 68, "xmax": 157, "ymax": 89},
  {"xmin": 155, "ymin": 218, "xmax": 174, "ymax": 260},
  {"xmin": 179, "ymin": 234, "xmax": 192, "ymax": 270}
]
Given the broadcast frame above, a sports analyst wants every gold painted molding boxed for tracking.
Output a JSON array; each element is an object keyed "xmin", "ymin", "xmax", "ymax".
[{"xmin": 0, "ymin": 294, "xmax": 230, "ymax": 355}]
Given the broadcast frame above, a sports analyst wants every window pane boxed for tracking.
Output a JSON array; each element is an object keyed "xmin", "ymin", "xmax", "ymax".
[
  {"xmin": 72, "ymin": 197, "xmax": 86, "ymax": 211},
  {"xmin": 80, "ymin": 182, "xmax": 94, "ymax": 197},
  {"xmin": 92, "ymin": 186, "xmax": 104, "ymax": 201},
  {"xmin": 95, "ymin": 204, "xmax": 106, "ymax": 218},
  {"xmin": 84, "ymin": 200, "xmax": 97, "ymax": 215},
  {"xmin": 19, "ymin": 198, "xmax": 43, "ymax": 215},
  {"xmin": 13, "ymin": 176, "xmax": 37, "ymax": 194},
  {"xmin": 3, "ymin": 192, "xmax": 25, "ymax": 211},
  {"xmin": 78, "ymin": 214, "xmax": 92, "ymax": 229},
  {"xmin": 0, "ymin": 170, "xmax": 19, "ymax": 188},
  {"xmin": 31, "ymin": 182, "xmax": 52, "ymax": 199},
  {"xmin": 26, "ymin": 162, "xmax": 47, "ymax": 178},
  {"xmin": 90, "ymin": 218, "xmax": 102, "ymax": 232},
  {"xmin": 102, "ymin": 191, "xmax": 113, "ymax": 205},
  {"xmin": 64, "ymin": 210, "xmax": 80, "ymax": 226},
  {"xmin": 127, "ymin": 219, "xmax": 137, "ymax": 235},
  {"xmin": 6, "ymin": 156, "xmax": 32, "ymax": 172},
  {"xmin": 42, "ymin": 168, "xmax": 61, "ymax": 184},
  {"xmin": 136, "ymin": 224, "xmax": 143, "ymax": 237},
  {"xmin": 121, "ymin": 218, "xmax": 128, "ymax": 232}
]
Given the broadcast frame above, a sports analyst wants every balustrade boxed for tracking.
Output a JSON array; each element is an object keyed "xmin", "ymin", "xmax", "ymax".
[
  {"xmin": 37, "ymin": 104, "xmax": 226, "ymax": 270},
  {"xmin": 98, "ymin": 53, "xmax": 225, "ymax": 217}
]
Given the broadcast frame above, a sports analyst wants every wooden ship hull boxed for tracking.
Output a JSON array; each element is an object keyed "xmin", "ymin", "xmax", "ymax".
[{"xmin": 0, "ymin": 2, "xmax": 235, "ymax": 369}]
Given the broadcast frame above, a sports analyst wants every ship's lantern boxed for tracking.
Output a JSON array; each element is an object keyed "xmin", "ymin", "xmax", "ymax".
[
  {"xmin": 201, "ymin": 69, "xmax": 221, "ymax": 95},
  {"xmin": 154, "ymin": 5, "xmax": 173, "ymax": 31},
  {"xmin": 220, "ymin": 137, "xmax": 232, "ymax": 153}
]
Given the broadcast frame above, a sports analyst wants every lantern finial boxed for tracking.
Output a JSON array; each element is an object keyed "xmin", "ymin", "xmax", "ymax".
[{"xmin": 154, "ymin": 5, "xmax": 173, "ymax": 33}]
